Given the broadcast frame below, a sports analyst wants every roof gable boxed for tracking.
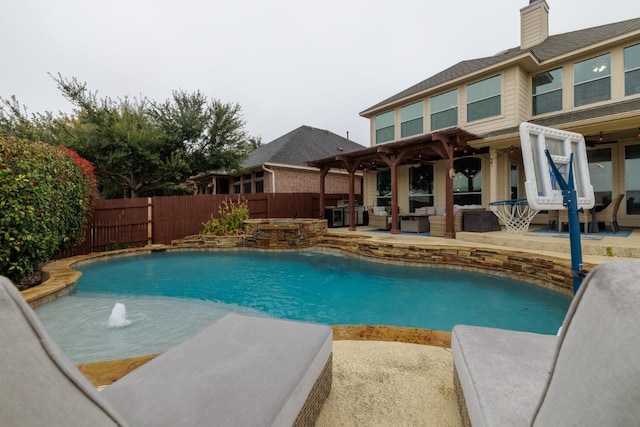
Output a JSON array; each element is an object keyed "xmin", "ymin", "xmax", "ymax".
[{"xmin": 241, "ymin": 125, "xmax": 365, "ymax": 169}]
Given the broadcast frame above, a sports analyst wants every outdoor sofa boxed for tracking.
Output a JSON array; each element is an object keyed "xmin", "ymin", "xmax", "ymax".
[
  {"xmin": 452, "ymin": 260, "xmax": 640, "ymax": 426},
  {"xmin": 0, "ymin": 275, "xmax": 333, "ymax": 427},
  {"xmin": 429, "ymin": 205, "xmax": 485, "ymax": 236}
]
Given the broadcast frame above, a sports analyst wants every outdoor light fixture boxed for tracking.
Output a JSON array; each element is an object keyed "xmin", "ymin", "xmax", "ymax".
[{"xmin": 599, "ymin": 132, "xmax": 604, "ymax": 142}]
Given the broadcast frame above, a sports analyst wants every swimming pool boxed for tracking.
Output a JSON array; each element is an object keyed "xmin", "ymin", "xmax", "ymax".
[{"xmin": 35, "ymin": 250, "xmax": 571, "ymax": 363}]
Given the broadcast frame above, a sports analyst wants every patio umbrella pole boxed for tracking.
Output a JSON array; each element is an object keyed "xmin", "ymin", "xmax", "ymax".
[{"xmin": 545, "ymin": 150, "xmax": 587, "ymax": 294}]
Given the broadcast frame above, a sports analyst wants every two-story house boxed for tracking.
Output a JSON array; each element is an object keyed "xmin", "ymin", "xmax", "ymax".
[{"xmin": 310, "ymin": 0, "xmax": 640, "ymax": 236}]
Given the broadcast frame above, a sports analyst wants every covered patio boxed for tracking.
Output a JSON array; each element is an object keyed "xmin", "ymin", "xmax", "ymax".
[{"xmin": 308, "ymin": 127, "xmax": 483, "ymax": 238}]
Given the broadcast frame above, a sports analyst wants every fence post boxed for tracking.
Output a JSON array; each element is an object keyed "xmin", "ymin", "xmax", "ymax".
[{"xmin": 147, "ymin": 197, "xmax": 153, "ymax": 246}]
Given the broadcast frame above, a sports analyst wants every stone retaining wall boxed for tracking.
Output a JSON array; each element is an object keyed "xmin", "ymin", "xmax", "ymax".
[
  {"xmin": 172, "ymin": 218, "xmax": 327, "ymax": 250},
  {"xmin": 315, "ymin": 235, "xmax": 585, "ymax": 295}
]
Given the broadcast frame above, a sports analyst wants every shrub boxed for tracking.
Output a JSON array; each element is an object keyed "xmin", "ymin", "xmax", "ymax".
[
  {"xmin": 0, "ymin": 137, "xmax": 97, "ymax": 285},
  {"xmin": 201, "ymin": 198, "xmax": 250, "ymax": 236}
]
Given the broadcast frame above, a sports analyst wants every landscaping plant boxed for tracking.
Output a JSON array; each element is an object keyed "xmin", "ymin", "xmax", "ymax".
[
  {"xmin": 0, "ymin": 136, "xmax": 97, "ymax": 286},
  {"xmin": 201, "ymin": 197, "xmax": 249, "ymax": 236}
]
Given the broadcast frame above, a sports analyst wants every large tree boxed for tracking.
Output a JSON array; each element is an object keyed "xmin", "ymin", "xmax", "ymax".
[
  {"xmin": 53, "ymin": 76, "xmax": 189, "ymax": 198},
  {"xmin": 149, "ymin": 90, "xmax": 258, "ymax": 176}
]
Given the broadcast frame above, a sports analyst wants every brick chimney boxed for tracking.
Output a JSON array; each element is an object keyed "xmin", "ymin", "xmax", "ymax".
[{"xmin": 520, "ymin": 0, "xmax": 549, "ymax": 50}]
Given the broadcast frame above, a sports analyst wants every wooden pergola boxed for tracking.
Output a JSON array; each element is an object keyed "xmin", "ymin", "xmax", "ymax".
[{"xmin": 308, "ymin": 127, "xmax": 482, "ymax": 238}]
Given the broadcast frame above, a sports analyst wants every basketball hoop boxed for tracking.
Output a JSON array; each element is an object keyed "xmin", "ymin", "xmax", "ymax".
[{"xmin": 489, "ymin": 199, "xmax": 539, "ymax": 233}]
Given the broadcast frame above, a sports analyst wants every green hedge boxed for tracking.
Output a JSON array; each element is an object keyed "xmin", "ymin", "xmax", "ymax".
[{"xmin": 0, "ymin": 137, "xmax": 97, "ymax": 284}]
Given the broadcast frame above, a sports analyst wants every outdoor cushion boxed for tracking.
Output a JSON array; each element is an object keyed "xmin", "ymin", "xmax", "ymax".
[
  {"xmin": 103, "ymin": 312, "xmax": 332, "ymax": 427},
  {"xmin": 452, "ymin": 326, "xmax": 557, "ymax": 427},
  {"xmin": 453, "ymin": 260, "xmax": 640, "ymax": 427},
  {"xmin": 531, "ymin": 260, "xmax": 640, "ymax": 425}
]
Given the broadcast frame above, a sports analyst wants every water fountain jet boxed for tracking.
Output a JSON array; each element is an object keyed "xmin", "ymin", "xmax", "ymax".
[{"xmin": 108, "ymin": 302, "xmax": 131, "ymax": 327}]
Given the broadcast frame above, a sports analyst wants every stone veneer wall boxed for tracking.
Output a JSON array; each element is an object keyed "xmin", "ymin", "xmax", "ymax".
[
  {"xmin": 314, "ymin": 235, "xmax": 584, "ymax": 295},
  {"xmin": 244, "ymin": 219, "xmax": 327, "ymax": 248},
  {"xmin": 172, "ymin": 219, "xmax": 328, "ymax": 250}
]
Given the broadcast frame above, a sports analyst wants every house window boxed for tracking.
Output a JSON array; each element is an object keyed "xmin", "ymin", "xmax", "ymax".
[
  {"xmin": 532, "ymin": 68, "xmax": 562, "ymax": 115},
  {"xmin": 467, "ymin": 75, "xmax": 501, "ymax": 122},
  {"xmin": 409, "ymin": 164, "xmax": 434, "ymax": 212},
  {"xmin": 376, "ymin": 170, "xmax": 391, "ymax": 207},
  {"xmin": 625, "ymin": 144, "xmax": 640, "ymax": 215},
  {"xmin": 375, "ymin": 110, "xmax": 394, "ymax": 144},
  {"xmin": 588, "ymin": 148, "xmax": 612, "ymax": 206},
  {"xmin": 430, "ymin": 90, "xmax": 458, "ymax": 131},
  {"xmin": 255, "ymin": 171, "xmax": 264, "ymax": 193},
  {"xmin": 453, "ymin": 157, "xmax": 482, "ymax": 205},
  {"xmin": 233, "ymin": 176, "xmax": 241, "ymax": 194},
  {"xmin": 400, "ymin": 101, "xmax": 423, "ymax": 138},
  {"xmin": 624, "ymin": 43, "xmax": 640, "ymax": 96},
  {"xmin": 242, "ymin": 173, "xmax": 252, "ymax": 193},
  {"xmin": 574, "ymin": 53, "xmax": 611, "ymax": 107}
]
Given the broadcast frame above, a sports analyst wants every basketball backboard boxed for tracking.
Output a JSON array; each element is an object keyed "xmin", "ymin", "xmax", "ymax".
[{"xmin": 519, "ymin": 122, "xmax": 594, "ymax": 211}]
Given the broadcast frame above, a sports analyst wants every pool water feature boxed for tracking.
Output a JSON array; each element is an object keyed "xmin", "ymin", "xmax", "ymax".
[{"xmin": 35, "ymin": 251, "xmax": 571, "ymax": 364}]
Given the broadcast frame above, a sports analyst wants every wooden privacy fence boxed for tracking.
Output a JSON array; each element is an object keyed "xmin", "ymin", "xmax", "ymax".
[{"xmin": 56, "ymin": 193, "xmax": 358, "ymax": 257}]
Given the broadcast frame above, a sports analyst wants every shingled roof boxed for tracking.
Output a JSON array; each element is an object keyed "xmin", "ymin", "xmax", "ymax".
[
  {"xmin": 362, "ymin": 17, "xmax": 640, "ymax": 114},
  {"xmin": 240, "ymin": 125, "xmax": 365, "ymax": 169}
]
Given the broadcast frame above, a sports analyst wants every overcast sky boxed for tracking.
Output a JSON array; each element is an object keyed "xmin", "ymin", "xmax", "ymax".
[{"xmin": 1, "ymin": 0, "xmax": 638, "ymax": 146}]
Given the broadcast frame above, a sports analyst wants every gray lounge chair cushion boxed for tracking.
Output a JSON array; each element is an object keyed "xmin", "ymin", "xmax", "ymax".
[
  {"xmin": 452, "ymin": 325, "xmax": 557, "ymax": 427},
  {"xmin": 453, "ymin": 260, "xmax": 640, "ymax": 427},
  {"xmin": 0, "ymin": 276, "xmax": 127, "ymax": 426},
  {"xmin": 103, "ymin": 313, "xmax": 332, "ymax": 427},
  {"xmin": 531, "ymin": 260, "xmax": 640, "ymax": 426}
]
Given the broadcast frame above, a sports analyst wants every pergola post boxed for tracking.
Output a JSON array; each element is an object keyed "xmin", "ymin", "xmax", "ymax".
[
  {"xmin": 433, "ymin": 132, "xmax": 456, "ymax": 238},
  {"xmin": 380, "ymin": 151, "xmax": 408, "ymax": 234}
]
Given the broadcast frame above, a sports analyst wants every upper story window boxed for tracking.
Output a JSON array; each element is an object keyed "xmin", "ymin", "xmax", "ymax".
[
  {"xmin": 400, "ymin": 101, "xmax": 423, "ymax": 138},
  {"xmin": 532, "ymin": 68, "xmax": 562, "ymax": 115},
  {"xmin": 375, "ymin": 110, "xmax": 395, "ymax": 144},
  {"xmin": 467, "ymin": 75, "xmax": 501, "ymax": 122},
  {"xmin": 624, "ymin": 43, "xmax": 640, "ymax": 96},
  {"xmin": 430, "ymin": 89, "xmax": 458, "ymax": 131},
  {"xmin": 574, "ymin": 53, "xmax": 611, "ymax": 107}
]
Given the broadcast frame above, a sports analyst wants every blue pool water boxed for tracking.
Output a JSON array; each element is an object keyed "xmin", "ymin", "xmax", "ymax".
[{"xmin": 36, "ymin": 251, "xmax": 571, "ymax": 363}]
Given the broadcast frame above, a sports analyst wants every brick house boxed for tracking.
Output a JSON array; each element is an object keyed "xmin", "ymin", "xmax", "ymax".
[{"xmin": 191, "ymin": 125, "xmax": 364, "ymax": 196}]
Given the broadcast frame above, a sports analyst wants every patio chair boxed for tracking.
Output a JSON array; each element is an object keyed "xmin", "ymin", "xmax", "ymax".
[
  {"xmin": 557, "ymin": 208, "xmax": 591, "ymax": 233},
  {"xmin": 595, "ymin": 193, "xmax": 624, "ymax": 232},
  {"xmin": 0, "ymin": 275, "xmax": 332, "ymax": 427},
  {"xmin": 452, "ymin": 260, "xmax": 640, "ymax": 426}
]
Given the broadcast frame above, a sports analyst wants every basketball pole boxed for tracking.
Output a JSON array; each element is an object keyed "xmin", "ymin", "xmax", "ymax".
[{"xmin": 545, "ymin": 150, "xmax": 587, "ymax": 293}]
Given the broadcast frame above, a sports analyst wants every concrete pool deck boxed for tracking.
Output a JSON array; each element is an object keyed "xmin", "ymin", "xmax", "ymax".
[{"xmin": 21, "ymin": 225, "xmax": 640, "ymax": 426}]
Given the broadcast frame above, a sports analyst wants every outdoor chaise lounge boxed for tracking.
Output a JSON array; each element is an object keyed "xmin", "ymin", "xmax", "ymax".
[
  {"xmin": 452, "ymin": 260, "xmax": 640, "ymax": 426},
  {"xmin": 0, "ymin": 275, "xmax": 332, "ymax": 427}
]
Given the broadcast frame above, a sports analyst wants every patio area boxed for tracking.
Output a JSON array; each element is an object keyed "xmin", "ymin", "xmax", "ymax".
[{"xmin": 328, "ymin": 224, "xmax": 640, "ymax": 263}]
